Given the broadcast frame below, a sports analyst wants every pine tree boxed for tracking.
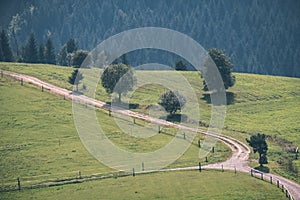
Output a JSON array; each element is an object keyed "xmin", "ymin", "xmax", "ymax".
[
  {"xmin": 38, "ymin": 43, "xmax": 45, "ymax": 63},
  {"xmin": 44, "ymin": 37, "xmax": 56, "ymax": 64},
  {"xmin": 66, "ymin": 38, "xmax": 77, "ymax": 53},
  {"xmin": 0, "ymin": 30, "xmax": 13, "ymax": 62},
  {"xmin": 24, "ymin": 33, "xmax": 38, "ymax": 63},
  {"xmin": 57, "ymin": 45, "xmax": 68, "ymax": 66}
]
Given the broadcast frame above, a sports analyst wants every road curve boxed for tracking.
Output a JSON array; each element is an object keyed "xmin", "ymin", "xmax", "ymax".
[{"xmin": 2, "ymin": 70, "xmax": 300, "ymax": 199}]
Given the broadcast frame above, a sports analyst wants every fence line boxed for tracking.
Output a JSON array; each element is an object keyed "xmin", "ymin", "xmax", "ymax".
[{"xmin": 250, "ymin": 169, "xmax": 294, "ymax": 200}]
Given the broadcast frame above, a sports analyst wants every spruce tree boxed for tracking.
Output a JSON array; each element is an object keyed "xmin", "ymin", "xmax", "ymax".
[
  {"xmin": 24, "ymin": 33, "xmax": 38, "ymax": 63},
  {"xmin": 38, "ymin": 43, "xmax": 45, "ymax": 63},
  {"xmin": 57, "ymin": 45, "xmax": 68, "ymax": 66},
  {"xmin": 44, "ymin": 37, "xmax": 56, "ymax": 64},
  {"xmin": 66, "ymin": 38, "xmax": 77, "ymax": 53},
  {"xmin": 0, "ymin": 30, "xmax": 13, "ymax": 62}
]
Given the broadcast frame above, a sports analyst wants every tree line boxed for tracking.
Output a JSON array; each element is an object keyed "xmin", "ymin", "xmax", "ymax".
[
  {"xmin": 2, "ymin": 0, "xmax": 299, "ymax": 77},
  {"xmin": 0, "ymin": 30, "xmax": 88, "ymax": 67}
]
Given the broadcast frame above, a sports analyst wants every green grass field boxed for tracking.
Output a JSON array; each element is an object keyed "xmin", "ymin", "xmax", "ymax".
[
  {"xmin": 1, "ymin": 170, "xmax": 287, "ymax": 200},
  {"xmin": 0, "ymin": 75, "xmax": 230, "ymax": 190},
  {"xmin": 1, "ymin": 62, "xmax": 299, "ymax": 184},
  {"xmin": 0, "ymin": 63, "xmax": 300, "ymax": 195}
]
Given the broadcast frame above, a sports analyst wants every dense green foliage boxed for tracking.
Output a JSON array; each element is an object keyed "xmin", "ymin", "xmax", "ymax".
[
  {"xmin": 71, "ymin": 50, "xmax": 88, "ymax": 68},
  {"xmin": 159, "ymin": 90, "xmax": 186, "ymax": 115},
  {"xmin": 247, "ymin": 133, "xmax": 268, "ymax": 166},
  {"xmin": 101, "ymin": 63, "xmax": 135, "ymax": 102},
  {"xmin": 203, "ymin": 48, "xmax": 235, "ymax": 91},
  {"xmin": 44, "ymin": 37, "xmax": 56, "ymax": 64},
  {"xmin": 1, "ymin": 0, "xmax": 299, "ymax": 77},
  {"xmin": 57, "ymin": 38, "xmax": 77, "ymax": 66},
  {"xmin": 68, "ymin": 69, "xmax": 83, "ymax": 91},
  {"xmin": 23, "ymin": 33, "xmax": 38, "ymax": 63},
  {"xmin": 175, "ymin": 60, "xmax": 187, "ymax": 71},
  {"xmin": 0, "ymin": 30, "xmax": 13, "ymax": 62}
]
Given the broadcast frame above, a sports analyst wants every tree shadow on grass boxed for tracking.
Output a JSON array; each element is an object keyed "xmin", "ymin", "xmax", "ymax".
[
  {"xmin": 202, "ymin": 91, "xmax": 235, "ymax": 105},
  {"xmin": 106, "ymin": 101, "xmax": 139, "ymax": 109},
  {"xmin": 254, "ymin": 165, "xmax": 270, "ymax": 173},
  {"xmin": 164, "ymin": 114, "xmax": 188, "ymax": 123}
]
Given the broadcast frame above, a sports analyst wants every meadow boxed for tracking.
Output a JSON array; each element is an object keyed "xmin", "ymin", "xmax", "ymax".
[
  {"xmin": 0, "ymin": 61, "xmax": 299, "ymax": 184},
  {"xmin": 2, "ymin": 170, "xmax": 287, "ymax": 200},
  {"xmin": 0, "ymin": 75, "xmax": 229, "ymax": 190}
]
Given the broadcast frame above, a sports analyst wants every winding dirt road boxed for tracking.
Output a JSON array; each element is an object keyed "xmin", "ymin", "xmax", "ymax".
[{"xmin": 2, "ymin": 70, "xmax": 300, "ymax": 199}]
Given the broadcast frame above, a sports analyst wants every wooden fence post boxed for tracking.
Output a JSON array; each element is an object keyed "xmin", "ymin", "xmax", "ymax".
[
  {"xmin": 205, "ymin": 156, "xmax": 208, "ymax": 162},
  {"xmin": 261, "ymin": 173, "xmax": 263, "ymax": 180},
  {"xmin": 199, "ymin": 162, "xmax": 202, "ymax": 172},
  {"xmin": 17, "ymin": 177, "xmax": 21, "ymax": 190},
  {"xmin": 250, "ymin": 169, "xmax": 253, "ymax": 177},
  {"xmin": 277, "ymin": 180, "xmax": 280, "ymax": 188},
  {"xmin": 198, "ymin": 140, "xmax": 201, "ymax": 148},
  {"xmin": 281, "ymin": 184, "xmax": 284, "ymax": 192},
  {"xmin": 270, "ymin": 176, "xmax": 272, "ymax": 184},
  {"xmin": 132, "ymin": 168, "xmax": 135, "ymax": 177}
]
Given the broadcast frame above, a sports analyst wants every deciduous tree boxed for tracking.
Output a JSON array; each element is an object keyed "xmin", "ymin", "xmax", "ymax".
[
  {"xmin": 101, "ymin": 63, "xmax": 135, "ymax": 102},
  {"xmin": 159, "ymin": 90, "xmax": 186, "ymax": 115},
  {"xmin": 203, "ymin": 48, "xmax": 235, "ymax": 92},
  {"xmin": 246, "ymin": 133, "xmax": 268, "ymax": 166}
]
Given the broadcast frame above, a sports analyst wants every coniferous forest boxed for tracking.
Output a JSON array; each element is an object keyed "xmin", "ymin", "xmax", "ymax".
[{"xmin": 0, "ymin": 0, "xmax": 299, "ymax": 77}]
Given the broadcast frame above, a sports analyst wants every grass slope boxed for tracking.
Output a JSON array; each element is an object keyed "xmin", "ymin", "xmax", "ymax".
[
  {"xmin": 0, "ymin": 76, "xmax": 230, "ymax": 189},
  {"xmin": 2, "ymin": 170, "xmax": 286, "ymax": 200},
  {"xmin": 0, "ymin": 62, "xmax": 299, "ymax": 183}
]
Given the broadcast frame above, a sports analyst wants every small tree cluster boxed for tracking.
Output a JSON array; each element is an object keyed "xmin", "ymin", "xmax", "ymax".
[
  {"xmin": 22, "ymin": 33, "xmax": 56, "ymax": 64},
  {"xmin": 57, "ymin": 38, "xmax": 77, "ymax": 66},
  {"xmin": 0, "ymin": 30, "xmax": 13, "ymax": 62}
]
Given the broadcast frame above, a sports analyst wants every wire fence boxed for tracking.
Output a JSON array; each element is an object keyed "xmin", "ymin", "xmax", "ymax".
[{"xmin": 250, "ymin": 169, "xmax": 295, "ymax": 200}]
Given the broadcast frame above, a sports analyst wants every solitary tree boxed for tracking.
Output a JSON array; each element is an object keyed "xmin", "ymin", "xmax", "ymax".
[
  {"xmin": 69, "ymin": 69, "xmax": 83, "ymax": 91},
  {"xmin": 101, "ymin": 63, "xmax": 135, "ymax": 102},
  {"xmin": 175, "ymin": 60, "xmax": 187, "ymax": 71},
  {"xmin": 202, "ymin": 48, "xmax": 235, "ymax": 91},
  {"xmin": 246, "ymin": 133, "xmax": 268, "ymax": 167},
  {"xmin": 0, "ymin": 30, "xmax": 13, "ymax": 62},
  {"xmin": 159, "ymin": 90, "xmax": 186, "ymax": 115}
]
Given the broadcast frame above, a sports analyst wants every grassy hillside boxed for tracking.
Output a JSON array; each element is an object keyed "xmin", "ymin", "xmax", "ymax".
[
  {"xmin": 1, "ymin": 62, "xmax": 299, "ymax": 183},
  {"xmin": 2, "ymin": 170, "xmax": 287, "ymax": 200},
  {"xmin": 0, "ymin": 75, "xmax": 230, "ymax": 189}
]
